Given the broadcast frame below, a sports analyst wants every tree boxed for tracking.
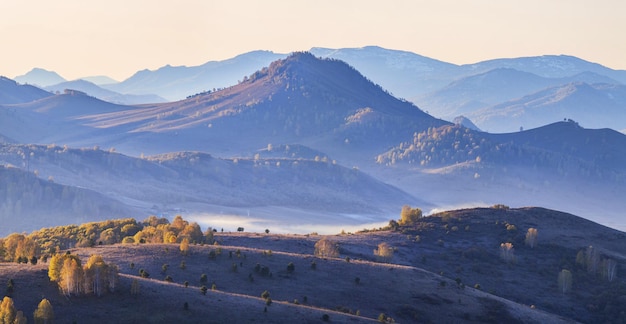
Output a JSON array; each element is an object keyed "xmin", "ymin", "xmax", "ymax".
[
  {"xmin": 83, "ymin": 254, "xmax": 118, "ymax": 297},
  {"xmin": 14, "ymin": 311, "xmax": 27, "ymax": 324},
  {"xmin": 577, "ymin": 246, "xmax": 600, "ymax": 274},
  {"xmin": 585, "ymin": 246, "xmax": 600, "ymax": 274},
  {"xmin": 602, "ymin": 258, "xmax": 618, "ymax": 282},
  {"xmin": 499, "ymin": 242, "xmax": 515, "ymax": 263},
  {"xmin": 60, "ymin": 256, "xmax": 83, "ymax": 296},
  {"xmin": 179, "ymin": 238, "xmax": 190, "ymax": 256},
  {"xmin": 0, "ymin": 296, "xmax": 17, "ymax": 324},
  {"xmin": 48, "ymin": 254, "xmax": 64, "ymax": 282},
  {"xmin": 287, "ymin": 262, "xmax": 295, "ymax": 273},
  {"xmin": 314, "ymin": 238, "xmax": 339, "ymax": 258},
  {"xmin": 204, "ymin": 228, "xmax": 215, "ymax": 244},
  {"xmin": 374, "ymin": 242, "xmax": 394, "ymax": 263},
  {"xmin": 33, "ymin": 298, "xmax": 54, "ymax": 324},
  {"xmin": 130, "ymin": 279, "xmax": 140, "ymax": 296},
  {"xmin": 524, "ymin": 228, "xmax": 538, "ymax": 248},
  {"xmin": 387, "ymin": 220, "xmax": 399, "ymax": 231},
  {"xmin": 181, "ymin": 222, "xmax": 203, "ymax": 243},
  {"xmin": 558, "ymin": 269, "xmax": 572, "ymax": 294},
  {"xmin": 399, "ymin": 205, "xmax": 422, "ymax": 225}
]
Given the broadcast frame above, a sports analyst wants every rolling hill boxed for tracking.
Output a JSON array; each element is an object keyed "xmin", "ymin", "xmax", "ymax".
[
  {"xmin": 0, "ymin": 76, "xmax": 53, "ymax": 104},
  {"xmin": 0, "ymin": 164, "xmax": 131, "ymax": 234},
  {"xmin": 0, "ymin": 143, "xmax": 423, "ymax": 235},
  {"xmin": 1, "ymin": 207, "xmax": 624, "ymax": 323}
]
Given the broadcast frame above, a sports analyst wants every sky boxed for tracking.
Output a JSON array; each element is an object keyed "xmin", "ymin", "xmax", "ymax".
[{"xmin": 1, "ymin": 0, "xmax": 624, "ymax": 81}]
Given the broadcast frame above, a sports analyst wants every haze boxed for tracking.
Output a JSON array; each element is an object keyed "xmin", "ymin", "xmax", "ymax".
[{"xmin": 1, "ymin": 0, "xmax": 625, "ymax": 81}]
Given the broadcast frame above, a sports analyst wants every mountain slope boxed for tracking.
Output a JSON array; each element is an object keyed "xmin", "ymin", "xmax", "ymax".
[
  {"xmin": 105, "ymin": 50, "xmax": 288, "ymax": 101},
  {"xmin": 464, "ymin": 54, "xmax": 626, "ymax": 83},
  {"xmin": 45, "ymin": 79, "xmax": 166, "ymax": 104},
  {"xmin": 468, "ymin": 82, "xmax": 626, "ymax": 133},
  {"xmin": 310, "ymin": 46, "xmax": 460, "ymax": 99},
  {"xmin": 372, "ymin": 121, "xmax": 626, "ymax": 228},
  {"xmin": 0, "ymin": 76, "xmax": 53, "ymax": 104},
  {"xmin": 0, "ymin": 144, "xmax": 423, "ymax": 234},
  {"xmin": 415, "ymin": 68, "xmax": 621, "ymax": 120},
  {"xmin": 0, "ymin": 164, "xmax": 131, "ymax": 235},
  {"xmin": 76, "ymin": 52, "xmax": 450, "ymax": 157}
]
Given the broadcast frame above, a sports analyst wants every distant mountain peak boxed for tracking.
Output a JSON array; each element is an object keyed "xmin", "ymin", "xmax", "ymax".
[{"xmin": 14, "ymin": 68, "xmax": 66, "ymax": 87}]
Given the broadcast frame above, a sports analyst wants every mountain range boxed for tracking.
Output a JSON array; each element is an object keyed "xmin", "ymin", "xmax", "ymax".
[
  {"xmin": 1, "ymin": 50, "xmax": 626, "ymax": 235},
  {"xmin": 11, "ymin": 46, "xmax": 626, "ymax": 134},
  {"xmin": 44, "ymin": 80, "xmax": 167, "ymax": 105}
]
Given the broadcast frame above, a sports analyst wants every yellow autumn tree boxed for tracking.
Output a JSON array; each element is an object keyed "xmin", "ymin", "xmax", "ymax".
[
  {"xmin": 0, "ymin": 296, "xmax": 17, "ymax": 324},
  {"xmin": 48, "ymin": 253, "xmax": 65, "ymax": 282},
  {"xmin": 84, "ymin": 254, "xmax": 109, "ymax": 297},
  {"xmin": 33, "ymin": 298, "xmax": 54, "ymax": 324},
  {"xmin": 525, "ymin": 228, "xmax": 538, "ymax": 248},
  {"xmin": 59, "ymin": 256, "xmax": 83, "ymax": 296},
  {"xmin": 180, "ymin": 237, "xmax": 190, "ymax": 256},
  {"xmin": 399, "ymin": 205, "xmax": 422, "ymax": 225}
]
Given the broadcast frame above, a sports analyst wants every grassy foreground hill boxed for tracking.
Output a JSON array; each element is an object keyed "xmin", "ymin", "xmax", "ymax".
[{"xmin": 1, "ymin": 207, "xmax": 625, "ymax": 323}]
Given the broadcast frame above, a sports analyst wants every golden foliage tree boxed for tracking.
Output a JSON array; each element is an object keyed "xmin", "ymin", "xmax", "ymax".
[
  {"xmin": 524, "ymin": 228, "xmax": 538, "ymax": 248},
  {"xmin": 499, "ymin": 242, "xmax": 515, "ymax": 263},
  {"xmin": 33, "ymin": 298, "xmax": 54, "ymax": 324},
  {"xmin": 314, "ymin": 238, "xmax": 339, "ymax": 258},
  {"xmin": 48, "ymin": 253, "xmax": 117, "ymax": 297},
  {"xmin": 84, "ymin": 254, "xmax": 111, "ymax": 297},
  {"xmin": 0, "ymin": 296, "xmax": 17, "ymax": 324},
  {"xmin": 399, "ymin": 205, "xmax": 422, "ymax": 225},
  {"xmin": 180, "ymin": 237, "xmax": 190, "ymax": 256},
  {"xmin": 60, "ymin": 256, "xmax": 83, "ymax": 296},
  {"xmin": 181, "ymin": 223, "xmax": 203, "ymax": 243}
]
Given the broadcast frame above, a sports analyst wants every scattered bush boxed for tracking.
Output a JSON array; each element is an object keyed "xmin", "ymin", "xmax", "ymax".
[{"xmin": 314, "ymin": 238, "xmax": 339, "ymax": 258}]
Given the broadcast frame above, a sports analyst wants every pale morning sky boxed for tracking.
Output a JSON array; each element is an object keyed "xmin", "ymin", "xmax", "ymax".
[{"xmin": 1, "ymin": 0, "xmax": 624, "ymax": 81}]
